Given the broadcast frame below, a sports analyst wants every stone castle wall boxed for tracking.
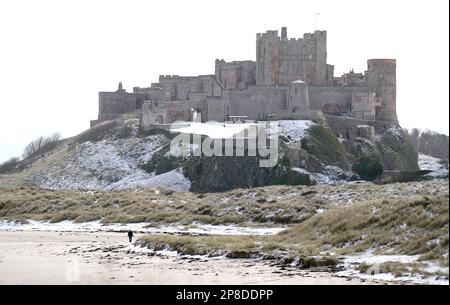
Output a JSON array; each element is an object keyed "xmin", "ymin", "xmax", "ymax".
[
  {"xmin": 215, "ymin": 60, "xmax": 256, "ymax": 89},
  {"xmin": 92, "ymin": 27, "xmax": 397, "ymax": 128},
  {"xmin": 366, "ymin": 59, "xmax": 397, "ymax": 121},
  {"xmin": 256, "ymin": 28, "xmax": 328, "ymax": 86}
]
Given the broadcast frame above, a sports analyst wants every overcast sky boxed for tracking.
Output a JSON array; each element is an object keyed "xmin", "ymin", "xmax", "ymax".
[{"xmin": 0, "ymin": 0, "xmax": 448, "ymax": 162}]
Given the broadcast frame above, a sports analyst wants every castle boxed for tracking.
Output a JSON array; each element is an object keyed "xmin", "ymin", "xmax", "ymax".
[{"xmin": 91, "ymin": 27, "xmax": 397, "ymax": 131}]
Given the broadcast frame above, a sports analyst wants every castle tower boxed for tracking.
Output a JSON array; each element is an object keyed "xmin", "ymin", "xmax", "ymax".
[
  {"xmin": 313, "ymin": 30, "xmax": 327, "ymax": 85},
  {"xmin": 256, "ymin": 28, "xmax": 328, "ymax": 86},
  {"xmin": 366, "ymin": 59, "xmax": 397, "ymax": 121},
  {"xmin": 288, "ymin": 80, "xmax": 310, "ymax": 112},
  {"xmin": 256, "ymin": 30, "xmax": 280, "ymax": 86}
]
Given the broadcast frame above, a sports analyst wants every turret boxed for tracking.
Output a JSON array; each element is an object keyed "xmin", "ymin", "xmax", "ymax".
[
  {"xmin": 281, "ymin": 27, "xmax": 287, "ymax": 40},
  {"xmin": 366, "ymin": 59, "xmax": 397, "ymax": 121},
  {"xmin": 116, "ymin": 82, "xmax": 125, "ymax": 93}
]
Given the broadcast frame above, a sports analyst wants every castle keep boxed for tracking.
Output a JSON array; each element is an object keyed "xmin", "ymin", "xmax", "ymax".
[{"xmin": 91, "ymin": 27, "xmax": 397, "ymax": 129}]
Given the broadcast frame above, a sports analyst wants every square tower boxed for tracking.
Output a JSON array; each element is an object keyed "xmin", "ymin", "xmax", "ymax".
[{"xmin": 256, "ymin": 28, "xmax": 328, "ymax": 86}]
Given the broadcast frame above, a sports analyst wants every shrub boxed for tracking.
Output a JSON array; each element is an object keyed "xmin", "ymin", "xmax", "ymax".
[
  {"xmin": 23, "ymin": 133, "xmax": 61, "ymax": 159},
  {"xmin": 352, "ymin": 156, "xmax": 384, "ymax": 181},
  {"xmin": 0, "ymin": 157, "xmax": 20, "ymax": 173}
]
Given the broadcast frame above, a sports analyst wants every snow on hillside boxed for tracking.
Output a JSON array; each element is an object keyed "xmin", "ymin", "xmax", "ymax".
[
  {"xmin": 419, "ymin": 154, "xmax": 449, "ymax": 180},
  {"xmin": 11, "ymin": 119, "xmax": 334, "ymax": 191},
  {"xmin": 25, "ymin": 134, "xmax": 191, "ymax": 190},
  {"xmin": 105, "ymin": 169, "xmax": 190, "ymax": 191},
  {"xmin": 277, "ymin": 120, "xmax": 315, "ymax": 142}
]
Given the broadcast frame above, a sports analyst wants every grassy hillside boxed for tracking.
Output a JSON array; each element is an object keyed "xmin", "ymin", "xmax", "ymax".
[
  {"xmin": 1, "ymin": 180, "xmax": 447, "ymax": 227},
  {"xmin": 301, "ymin": 124, "xmax": 350, "ymax": 169},
  {"xmin": 138, "ymin": 191, "xmax": 449, "ymax": 279}
]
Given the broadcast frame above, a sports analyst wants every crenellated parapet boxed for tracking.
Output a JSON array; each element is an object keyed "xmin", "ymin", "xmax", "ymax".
[
  {"xmin": 256, "ymin": 27, "xmax": 328, "ymax": 87},
  {"xmin": 93, "ymin": 27, "xmax": 397, "ymax": 127}
]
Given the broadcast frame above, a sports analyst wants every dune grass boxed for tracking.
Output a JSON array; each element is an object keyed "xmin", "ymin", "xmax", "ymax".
[
  {"xmin": 0, "ymin": 185, "xmax": 320, "ymax": 225},
  {"xmin": 0, "ymin": 180, "xmax": 447, "ymax": 277},
  {"xmin": 137, "ymin": 194, "xmax": 449, "ymax": 274},
  {"xmin": 0, "ymin": 180, "xmax": 447, "ymax": 227}
]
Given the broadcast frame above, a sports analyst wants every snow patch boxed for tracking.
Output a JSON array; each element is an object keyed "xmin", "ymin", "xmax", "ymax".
[
  {"xmin": 419, "ymin": 154, "xmax": 449, "ymax": 180},
  {"xmin": 25, "ymin": 134, "xmax": 192, "ymax": 190},
  {"xmin": 293, "ymin": 165, "xmax": 358, "ymax": 185},
  {"xmin": 277, "ymin": 120, "xmax": 315, "ymax": 142},
  {"xmin": 0, "ymin": 220, "xmax": 286, "ymax": 236},
  {"xmin": 337, "ymin": 250, "xmax": 449, "ymax": 285},
  {"xmin": 105, "ymin": 169, "xmax": 191, "ymax": 191}
]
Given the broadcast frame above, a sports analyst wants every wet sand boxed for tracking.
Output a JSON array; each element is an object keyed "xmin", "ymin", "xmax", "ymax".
[{"xmin": 0, "ymin": 231, "xmax": 384, "ymax": 285}]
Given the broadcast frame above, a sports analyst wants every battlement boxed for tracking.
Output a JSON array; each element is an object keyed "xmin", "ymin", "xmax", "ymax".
[
  {"xmin": 256, "ymin": 27, "xmax": 328, "ymax": 86},
  {"xmin": 257, "ymin": 30, "xmax": 280, "ymax": 40},
  {"xmin": 257, "ymin": 27, "xmax": 326, "ymax": 43},
  {"xmin": 95, "ymin": 27, "xmax": 397, "ymax": 127},
  {"xmin": 215, "ymin": 59, "xmax": 255, "ymax": 66},
  {"xmin": 159, "ymin": 75, "xmax": 203, "ymax": 81},
  {"xmin": 368, "ymin": 59, "xmax": 396, "ymax": 65}
]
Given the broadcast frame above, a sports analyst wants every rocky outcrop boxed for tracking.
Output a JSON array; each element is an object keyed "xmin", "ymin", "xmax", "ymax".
[
  {"xmin": 0, "ymin": 119, "xmax": 422, "ymax": 193},
  {"xmin": 182, "ymin": 154, "xmax": 312, "ymax": 193},
  {"xmin": 375, "ymin": 127, "xmax": 419, "ymax": 171},
  {"xmin": 300, "ymin": 124, "xmax": 351, "ymax": 170},
  {"xmin": 344, "ymin": 126, "xmax": 418, "ymax": 171}
]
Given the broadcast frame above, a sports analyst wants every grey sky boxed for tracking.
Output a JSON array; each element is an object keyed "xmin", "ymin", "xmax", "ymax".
[{"xmin": 0, "ymin": 0, "xmax": 448, "ymax": 162}]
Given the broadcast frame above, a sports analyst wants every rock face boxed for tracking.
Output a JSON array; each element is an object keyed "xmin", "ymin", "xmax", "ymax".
[
  {"xmin": 342, "ymin": 125, "xmax": 419, "ymax": 172},
  {"xmin": 375, "ymin": 127, "xmax": 419, "ymax": 171},
  {"xmin": 183, "ymin": 154, "xmax": 311, "ymax": 193}
]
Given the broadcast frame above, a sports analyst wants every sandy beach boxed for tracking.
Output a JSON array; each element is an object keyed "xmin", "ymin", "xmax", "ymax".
[{"xmin": 0, "ymin": 231, "xmax": 383, "ymax": 285}]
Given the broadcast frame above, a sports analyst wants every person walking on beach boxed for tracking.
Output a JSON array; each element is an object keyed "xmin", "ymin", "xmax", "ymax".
[{"xmin": 128, "ymin": 230, "xmax": 134, "ymax": 243}]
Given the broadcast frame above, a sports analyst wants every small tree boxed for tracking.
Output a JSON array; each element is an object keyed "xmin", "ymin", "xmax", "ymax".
[
  {"xmin": 352, "ymin": 156, "xmax": 384, "ymax": 181},
  {"xmin": 23, "ymin": 132, "xmax": 61, "ymax": 159}
]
